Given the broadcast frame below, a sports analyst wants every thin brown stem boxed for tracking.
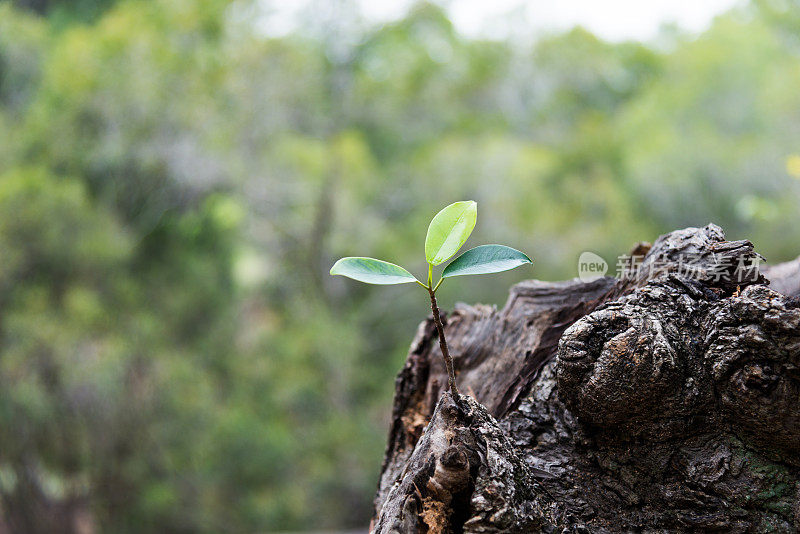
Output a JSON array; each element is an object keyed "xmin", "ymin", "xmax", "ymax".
[{"xmin": 428, "ymin": 288, "xmax": 459, "ymax": 399}]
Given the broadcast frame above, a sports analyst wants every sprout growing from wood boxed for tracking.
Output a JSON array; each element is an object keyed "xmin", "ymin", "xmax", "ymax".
[{"xmin": 330, "ymin": 201, "xmax": 532, "ymax": 399}]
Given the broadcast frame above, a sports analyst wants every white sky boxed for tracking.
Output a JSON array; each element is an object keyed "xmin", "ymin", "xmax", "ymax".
[{"xmin": 259, "ymin": 0, "xmax": 743, "ymax": 42}]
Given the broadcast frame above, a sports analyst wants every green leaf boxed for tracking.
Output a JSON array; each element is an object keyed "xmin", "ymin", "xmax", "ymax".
[
  {"xmin": 441, "ymin": 244, "xmax": 532, "ymax": 279},
  {"xmin": 330, "ymin": 257, "xmax": 419, "ymax": 285},
  {"xmin": 424, "ymin": 200, "xmax": 477, "ymax": 265}
]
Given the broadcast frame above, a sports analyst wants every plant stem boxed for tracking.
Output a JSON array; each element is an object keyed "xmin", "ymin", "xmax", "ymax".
[{"xmin": 428, "ymin": 287, "xmax": 459, "ymax": 399}]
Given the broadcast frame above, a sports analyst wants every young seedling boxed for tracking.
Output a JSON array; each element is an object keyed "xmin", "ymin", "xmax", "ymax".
[{"xmin": 330, "ymin": 201, "xmax": 532, "ymax": 401}]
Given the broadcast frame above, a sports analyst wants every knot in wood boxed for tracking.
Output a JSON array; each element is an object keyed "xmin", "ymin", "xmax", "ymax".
[{"xmin": 426, "ymin": 445, "xmax": 470, "ymax": 504}]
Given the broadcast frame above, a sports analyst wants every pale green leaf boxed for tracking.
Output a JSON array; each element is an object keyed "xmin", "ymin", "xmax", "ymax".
[
  {"xmin": 424, "ymin": 200, "xmax": 477, "ymax": 265},
  {"xmin": 330, "ymin": 257, "xmax": 418, "ymax": 285},
  {"xmin": 441, "ymin": 244, "xmax": 532, "ymax": 278}
]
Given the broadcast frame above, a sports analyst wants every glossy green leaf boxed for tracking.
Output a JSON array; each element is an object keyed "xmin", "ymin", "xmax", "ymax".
[
  {"xmin": 441, "ymin": 244, "xmax": 532, "ymax": 279},
  {"xmin": 424, "ymin": 200, "xmax": 477, "ymax": 265},
  {"xmin": 330, "ymin": 257, "xmax": 419, "ymax": 285}
]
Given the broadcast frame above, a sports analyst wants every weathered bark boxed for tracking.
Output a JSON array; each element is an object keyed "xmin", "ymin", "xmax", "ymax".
[
  {"xmin": 763, "ymin": 255, "xmax": 800, "ymax": 298},
  {"xmin": 373, "ymin": 224, "xmax": 800, "ymax": 532}
]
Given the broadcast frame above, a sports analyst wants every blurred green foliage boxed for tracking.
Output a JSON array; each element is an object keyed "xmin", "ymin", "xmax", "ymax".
[{"xmin": 1, "ymin": 0, "xmax": 799, "ymax": 531}]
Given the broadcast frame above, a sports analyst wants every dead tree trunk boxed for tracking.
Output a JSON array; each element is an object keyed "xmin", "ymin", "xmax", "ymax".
[{"xmin": 372, "ymin": 224, "xmax": 800, "ymax": 533}]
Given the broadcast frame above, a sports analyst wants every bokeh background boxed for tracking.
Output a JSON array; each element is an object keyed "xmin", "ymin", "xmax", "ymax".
[{"xmin": 1, "ymin": 0, "xmax": 800, "ymax": 531}]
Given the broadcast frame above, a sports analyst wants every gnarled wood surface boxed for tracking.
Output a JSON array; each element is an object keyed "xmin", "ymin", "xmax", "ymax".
[{"xmin": 373, "ymin": 224, "xmax": 800, "ymax": 533}]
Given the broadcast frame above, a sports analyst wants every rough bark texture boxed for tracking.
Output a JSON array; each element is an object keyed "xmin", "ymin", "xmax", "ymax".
[{"xmin": 373, "ymin": 224, "xmax": 800, "ymax": 533}]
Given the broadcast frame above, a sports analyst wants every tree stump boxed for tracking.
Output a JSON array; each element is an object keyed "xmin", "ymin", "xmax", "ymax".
[{"xmin": 372, "ymin": 224, "xmax": 800, "ymax": 533}]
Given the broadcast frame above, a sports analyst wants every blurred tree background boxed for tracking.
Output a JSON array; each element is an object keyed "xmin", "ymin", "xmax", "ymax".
[{"xmin": 1, "ymin": 0, "xmax": 799, "ymax": 531}]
